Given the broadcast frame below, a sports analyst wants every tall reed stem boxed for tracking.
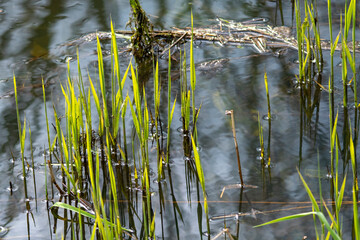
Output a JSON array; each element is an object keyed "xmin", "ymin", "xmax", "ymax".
[{"xmin": 225, "ymin": 110, "xmax": 244, "ymax": 186}]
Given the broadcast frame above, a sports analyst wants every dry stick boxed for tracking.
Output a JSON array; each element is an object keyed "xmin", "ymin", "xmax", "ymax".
[
  {"xmin": 159, "ymin": 31, "xmax": 187, "ymax": 56},
  {"xmin": 211, "ymin": 228, "xmax": 235, "ymax": 240},
  {"xmin": 225, "ymin": 110, "xmax": 244, "ymax": 186}
]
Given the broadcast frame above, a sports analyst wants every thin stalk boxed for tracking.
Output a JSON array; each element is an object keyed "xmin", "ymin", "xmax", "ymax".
[
  {"xmin": 13, "ymin": 76, "xmax": 29, "ymax": 198},
  {"xmin": 28, "ymin": 125, "xmax": 37, "ymax": 207},
  {"xmin": 352, "ymin": 0, "xmax": 356, "ymax": 106},
  {"xmin": 295, "ymin": 0, "xmax": 304, "ymax": 82},
  {"xmin": 167, "ymin": 49, "xmax": 172, "ymax": 162},
  {"xmin": 264, "ymin": 72, "xmax": 272, "ymax": 166},
  {"xmin": 190, "ymin": 11, "xmax": 197, "ymax": 143},
  {"xmin": 264, "ymin": 72, "xmax": 271, "ymax": 120},
  {"xmin": 225, "ymin": 110, "xmax": 244, "ymax": 186},
  {"xmin": 328, "ymin": 0, "xmax": 335, "ymax": 126},
  {"xmin": 258, "ymin": 112, "xmax": 264, "ymax": 166},
  {"xmin": 42, "ymin": 78, "xmax": 52, "ymax": 199},
  {"xmin": 341, "ymin": 15, "xmax": 348, "ymax": 108}
]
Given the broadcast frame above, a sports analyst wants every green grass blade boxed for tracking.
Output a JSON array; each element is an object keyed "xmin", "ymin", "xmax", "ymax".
[
  {"xmin": 353, "ymin": 184, "xmax": 360, "ymax": 240},
  {"xmin": 321, "ymin": 200, "xmax": 338, "ymax": 231},
  {"xmin": 297, "ymin": 168, "xmax": 320, "ymax": 212},
  {"xmin": 97, "ymin": 34, "xmax": 110, "ymax": 129},
  {"xmin": 191, "ymin": 135, "xmax": 208, "ymax": 215},
  {"xmin": 111, "ymin": 20, "xmax": 121, "ymax": 88},
  {"xmin": 350, "ymin": 135, "xmax": 358, "ymax": 192},
  {"xmin": 130, "ymin": 63, "xmax": 143, "ymax": 129},
  {"xmin": 128, "ymin": 96, "xmax": 141, "ymax": 141},
  {"xmin": 143, "ymin": 87, "xmax": 149, "ymax": 142},
  {"xmin": 331, "ymin": 33, "xmax": 340, "ymax": 56},
  {"xmin": 331, "ymin": 112, "xmax": 338, "ymax": 149},
  {"xmin": 88, "ymin": 73, "xmax": 104, "ymax": 136},
  {"xmin": 53, "ymin": 202, "xmax": 97, "ymax": 220},
  {"xmin": 190, "ymin": 11, "xmax": 196, "ymax": 92},
  {"xmin": 166, "ymin": 49, "xmax": 173, "ymax": 162},
  {"xmin": 254, "ymin": 211, "xmax": 317, "ymax": 227},
  {"xmin": 255, "ymin": 211, "xmax": 340, "ymax": 240},
  {"xmin": 336, "ymin": 175, "xmax": 347, "ymax": 218},
  {"xmin": 52, "ymin": 202, "xmax": 132, "ymax": 232}
]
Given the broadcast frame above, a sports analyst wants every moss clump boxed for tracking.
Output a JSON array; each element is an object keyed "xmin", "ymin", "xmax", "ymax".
[{"xmin": 128, "ymin": 0, "xmax": 155, "ymax": 63}]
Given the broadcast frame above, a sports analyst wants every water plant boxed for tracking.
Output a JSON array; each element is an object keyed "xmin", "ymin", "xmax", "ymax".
[
  {"xmin": 10, "ymin": 0, "xmax": 360, "ymax": 238},
  {"xmin": 255, "ymin": 1, "xmax": 360, "ymax": 238},
  {"xmin": 20, "ymin": 9, "xmax": 210, "ymax": 238}
]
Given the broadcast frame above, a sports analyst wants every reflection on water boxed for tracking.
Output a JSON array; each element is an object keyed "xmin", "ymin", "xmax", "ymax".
[{"xmin": 0, "ymin": 0, "xmax": 358, "ymax": 239}]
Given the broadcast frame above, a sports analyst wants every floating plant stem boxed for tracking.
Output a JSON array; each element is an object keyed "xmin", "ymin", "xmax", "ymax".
[{"xmin": 225, "ymin": 110, "xmax": 244, "ymax": 186}]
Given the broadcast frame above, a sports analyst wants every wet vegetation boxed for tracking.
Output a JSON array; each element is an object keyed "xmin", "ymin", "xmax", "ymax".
[
  {"xmin": 256, "ymin": 1, "xmax": 360, "ymax": 239},
  {"xmin": 5, "ymin": 0, "xmax": 360, "ymax": 239},
  {"xmin": 128, "ymin": 0, "xmax": 155, "ymax": 63}
]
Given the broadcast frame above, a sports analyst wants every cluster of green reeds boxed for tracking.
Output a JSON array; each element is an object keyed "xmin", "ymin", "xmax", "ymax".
[
  {"xmin": 48, "ymin": 26, "xmax": 154, "ymax": 238},
  {"xmin": 12, "ymin": 13, "xmax": 209, "ymax": 238},
  {"xmin": 257, "ymin": 0, "xmax": 360, "ymax": 238}
]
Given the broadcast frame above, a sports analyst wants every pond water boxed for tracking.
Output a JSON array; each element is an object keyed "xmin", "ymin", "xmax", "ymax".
[{"xmin": 0, "ymin": 0, "xmax": 359, "ymax": 239}]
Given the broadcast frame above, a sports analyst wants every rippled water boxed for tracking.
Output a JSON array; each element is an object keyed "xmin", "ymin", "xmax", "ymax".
[{"xmin": 0, "ymin": 0, "xmax": 358, "ymax": 239}]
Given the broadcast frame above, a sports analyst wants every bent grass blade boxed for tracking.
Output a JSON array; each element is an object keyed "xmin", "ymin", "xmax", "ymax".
[
  {"xmin": 254, "ymin": 211, "xmax": 340, "ymax": 240},
  {"xmin": 255, "ymin": 168, "xmax": 341, "ymax": 240},
  {"xmin": 51, "ymin": 202, "xmax": 132, "ymax": 233}
]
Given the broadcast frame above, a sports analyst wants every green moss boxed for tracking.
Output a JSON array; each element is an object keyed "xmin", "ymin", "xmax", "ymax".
[{"xmin": 128, "ymin": 0, "xmax": 155, "ymax": 63}]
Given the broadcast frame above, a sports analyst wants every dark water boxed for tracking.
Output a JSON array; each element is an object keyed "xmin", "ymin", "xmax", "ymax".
[{"xmin": 0, "ymin": 0, "xmax": 358, "ymax": 239}]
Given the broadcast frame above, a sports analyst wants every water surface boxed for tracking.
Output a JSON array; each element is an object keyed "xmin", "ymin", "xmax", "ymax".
[{"xmin": 0, "ymin": 0, "xmax": 358, "ymax": 239}]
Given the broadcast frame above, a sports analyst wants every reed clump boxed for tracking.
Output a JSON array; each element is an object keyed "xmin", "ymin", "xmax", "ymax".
[
  {"xmin": 256, "ymin": 1, "xmax": 360, "ymax": 239},
  {"xmin": 13, "ymin": 12, "xmax": 207, "ymax": 239}
]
